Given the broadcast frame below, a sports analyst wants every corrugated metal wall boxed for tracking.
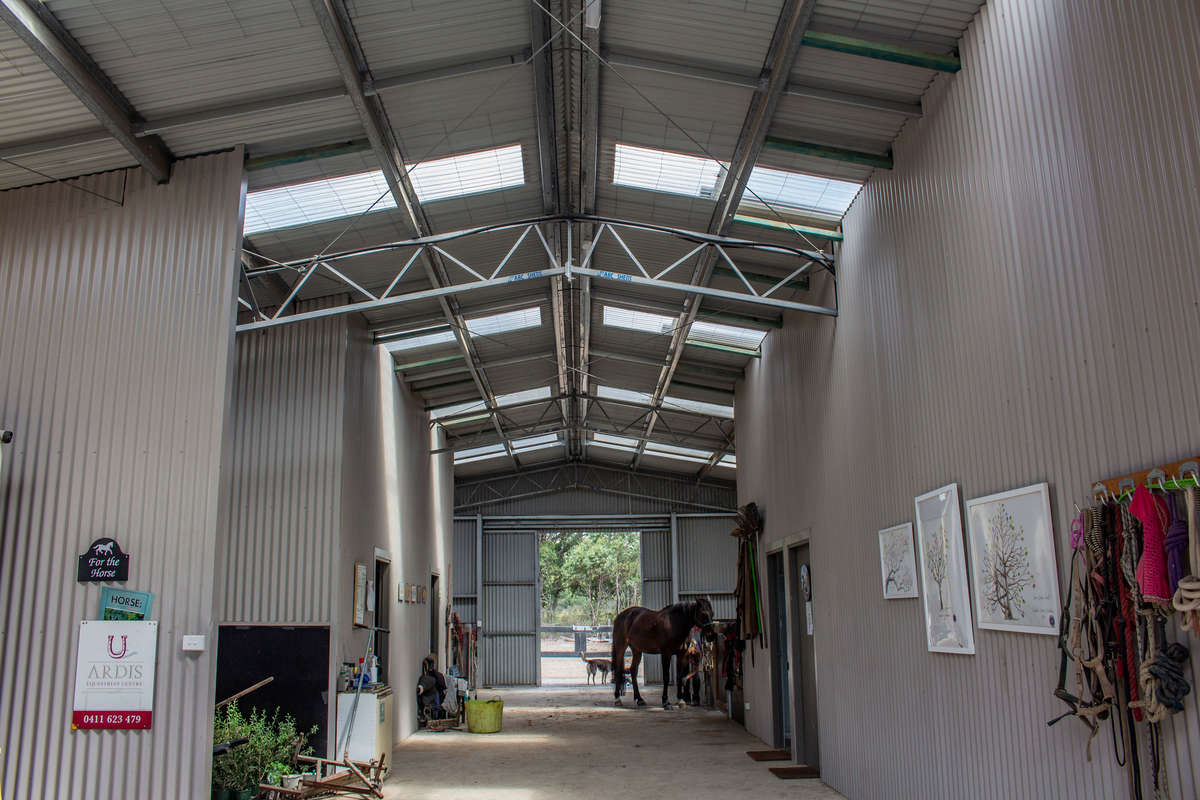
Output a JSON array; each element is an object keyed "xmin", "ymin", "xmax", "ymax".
[
  {"xmin": 640, "ymin": 529, "xmax": 672, "ymax": 683},
  {"xmin": 677, "ymin": 515, "xmax": 738, "ymax": 621},
  {"xmin": 737, "ymin": 1, "xmax": 1200, "ymax": 798},
  {"xmin": 481, "ymin": 528, "xmax": 539, "ymax": 684},
  {"xmin": 221, "ymin": 304, "xmax": 346, "ymax": 624},
  {"xmin": 452, "ymin": 518, "xmax": 479, "ymax": 621},
  {"xmin": 0, "ymin": 153, "xmax": 243, "ymax": 800}
]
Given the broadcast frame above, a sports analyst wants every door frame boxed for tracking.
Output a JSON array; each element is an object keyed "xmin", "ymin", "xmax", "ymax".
[
  {"xmin": 765, "ymin": 549, "xmax": 790, "ymax": 749},
  {"xmin": 785, "ymin": 534, "xmax": 819, "ymax": 769}
]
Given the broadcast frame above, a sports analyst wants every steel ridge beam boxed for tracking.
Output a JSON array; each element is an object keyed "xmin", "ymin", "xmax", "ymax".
[
  {"xmin": 763, "ymin": 135, "xmax": 893, "ymax": 169},
  {"xmin": 633, "ymin": 0, "xmax": 818, "ymax": 470},
  {"xmin": 732, "ymin": 213, "xmax": 842, "ymax": 241},
  {"xmin": 801, "ymin": 30, "xmax": 961, "ymax": 73},
  {"xmin": 438, "ymin": 421, "xmax": 733, "ymax": 457},
  {"xmin": 0, "ymin": 0, "xmax": 172, "ymax": 181},
  {"xmin": 244, "ymin": 139, "xmax": 372, "ymax": 172},
  {"xmin": 605, "ymin": 48, "xmax": 922, "ymax": 117}
]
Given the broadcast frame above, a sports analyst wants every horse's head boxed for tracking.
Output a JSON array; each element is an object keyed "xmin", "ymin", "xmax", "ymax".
[{"xmin": 690, "ymin": 598, "xmax": 714, "ymax": 630}]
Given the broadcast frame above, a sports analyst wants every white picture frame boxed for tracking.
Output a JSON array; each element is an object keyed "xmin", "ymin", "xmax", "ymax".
[
  {"xmin": 878, "ymin": 523, "xmax": 918, "ymax": 599},
  {"xmin": 914, "ymin": 484, "xmax": 975, "ymax": 655},
  {"xmin": 965, "ymin": 482, "xmax": 1061, "ymax": 635}
]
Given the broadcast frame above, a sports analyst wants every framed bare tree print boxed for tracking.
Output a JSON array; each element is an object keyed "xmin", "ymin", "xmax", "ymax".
[
  {"xmin": 965, "ymin": 483, "xmax": 1060, "ymax": 635},
  {"xmin": 878, "ymin": 523, "xmax": 918, "ymax": 599},
  {"xmin": 914, "ymin": 484, "xmax": 975, "ymax": 654}
]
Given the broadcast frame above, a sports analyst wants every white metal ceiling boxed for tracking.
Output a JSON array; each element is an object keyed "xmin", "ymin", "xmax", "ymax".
[{"xmin": 0, "ymin": 0, "xmax": 986, "ymax": 478}]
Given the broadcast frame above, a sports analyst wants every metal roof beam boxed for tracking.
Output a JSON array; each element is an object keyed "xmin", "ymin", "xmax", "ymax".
[
  {"xmin": 632, "ymin": 0, "xmax": 818, "ymax": 470},
  {"xmin": 309, "ymin": 0, "xmax": 521, "ymax": 470},
  {"xmin": 801, "ymin": 31, "xmax": 961, "ymax": 72},
  {"xmin": 605, "ymin": 49, "xmax": 922, "ymax": 117},
  {"xmin": 0, "ymin": 0, "xmax": 172, "ymax": 182},
  {"xmin": 763, "ymin": 135, "xmax": 893, "ymax": 169}
]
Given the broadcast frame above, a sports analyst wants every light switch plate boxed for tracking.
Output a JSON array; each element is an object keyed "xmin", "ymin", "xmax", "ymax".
[{"xmin": 182, "ymin": 634, "xmax": 206, "ymax": 652}]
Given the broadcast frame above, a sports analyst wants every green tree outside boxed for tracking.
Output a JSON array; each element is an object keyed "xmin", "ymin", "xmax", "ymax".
[{"xmin": 539, "ymin": 531, "xmax": 641, "ymax": 626}]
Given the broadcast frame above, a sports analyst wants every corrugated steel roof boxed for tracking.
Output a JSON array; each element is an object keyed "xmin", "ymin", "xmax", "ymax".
[{"xmin": 0, "ymin": 0, "xmax": 987, "ymax": 477}]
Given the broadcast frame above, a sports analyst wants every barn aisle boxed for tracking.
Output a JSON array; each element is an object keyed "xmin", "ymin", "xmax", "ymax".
[{"xmin": 383, "ymin": 688, "xmax": 844, "ymax": 799}]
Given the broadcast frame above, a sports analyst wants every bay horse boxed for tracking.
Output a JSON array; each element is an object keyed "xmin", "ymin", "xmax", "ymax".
[{"xmin": 611, "ymin": 599, "xmax": 714, "ymax": 708}]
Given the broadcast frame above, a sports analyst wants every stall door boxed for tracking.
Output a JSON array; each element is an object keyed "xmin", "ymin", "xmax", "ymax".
[
  {"xmin": 789, "ymin": 543, "xmax": 819, "ymax": 771},
  {"xmin": 482, "ymin": 528, "xmax": 539, "ymax": 685}
]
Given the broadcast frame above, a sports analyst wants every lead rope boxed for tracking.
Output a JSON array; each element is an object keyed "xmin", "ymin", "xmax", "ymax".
[{"xmin": 1172, "ymin": 487, "xmax": 1200, "ymax": 634}]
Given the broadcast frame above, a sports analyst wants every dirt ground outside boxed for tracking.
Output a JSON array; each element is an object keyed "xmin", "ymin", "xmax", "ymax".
[
  {"xmin": 385, "ymin": 687, "xmax": 844, "ymax": 800},
  {"xmin": 540, "ymin": 631, "xmax": 648, "ymax": 687}
]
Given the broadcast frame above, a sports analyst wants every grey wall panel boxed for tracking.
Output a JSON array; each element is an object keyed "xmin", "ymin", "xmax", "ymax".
[
  {"xmin": 640, "ymin": 530, "xmax": 672, "ymax": 582},
  {"xmin": 452, "ymin": 598, "xmax": 478, "ymax": 621},
  {"xmin": 483, "ymin": 531, "xmax": 537, "ymax": 583},
  {"xmin": 677, "ymin": 516, "xmax": 737, "ymax": 593},
  {"xmin": 453, "ymin": 518, "xmax": 478, "ymax": 594},
  {"xmin": 680, "ymin": 593, "xmax": 735, "ymax": 621},
  {"xmin": 482, "ymin": 585, "xmax": 538, "ymax": 634},
  {"xmin": 736, "ymin": 1, "xmax": 1200, "ymax": 798},
  {"xmin": 0, "ymin": 153, "xmax": 243, "ymax": 800},
  {"xmin": 641, "ymin": 529, "xmax": 673, "ymax": 684},
  {"xmin": 221, "ymin": 304, "xmax": 345, "ymax": 625},
  {"xmin": 483, "ymin": 635, "xmax": 537, "ymax": 685}
]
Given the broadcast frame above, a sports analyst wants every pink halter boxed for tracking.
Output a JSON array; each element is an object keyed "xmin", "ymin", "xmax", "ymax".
[{"xmin": 1130, "ymin": 485, "xmax": 1172, "ymax": 603}]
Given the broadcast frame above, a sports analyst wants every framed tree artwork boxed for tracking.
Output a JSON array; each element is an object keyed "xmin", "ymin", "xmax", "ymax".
[
  {"xmin": 878, "ymin": 523, "xmax": 918, "ymax": 599},
  {"xmin": 914, "ymin": 484, "xmax": 975, "ymax": 654},
  {"xmin": 965, "ymin": 483, "xmax": 1061, "ymax": 635}
]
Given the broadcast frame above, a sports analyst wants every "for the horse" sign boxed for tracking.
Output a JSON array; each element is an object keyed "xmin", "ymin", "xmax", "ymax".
[{"xmin": 77, "ymin": 538, "xmax": 130, "ymax": 582}]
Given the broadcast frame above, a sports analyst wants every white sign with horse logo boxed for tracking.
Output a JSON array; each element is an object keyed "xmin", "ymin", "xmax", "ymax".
[{"xmin": 72, "ymin": 620, "xmax": 158, "ymax": 729}]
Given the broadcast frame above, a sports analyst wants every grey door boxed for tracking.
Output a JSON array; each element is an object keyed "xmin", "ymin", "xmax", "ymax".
[
  {"xmin": 768, "ymin": 551, "xmax": 791, "ymax": 749},
  {"xmin": 482, "ymin": 528, "xmax": 539, "ymax": 685},
  {"xmin": 788, "ymin": 543, "xmax": 819, "ymax": 770}
]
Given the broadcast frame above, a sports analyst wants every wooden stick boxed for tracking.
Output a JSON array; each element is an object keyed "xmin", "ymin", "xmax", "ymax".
[
  {"xmin": 1092, "ymin": 457, "xmax": 1200, "ymax": 499},
  {"xmin": 216, "ymin": 676, "xmax": 274, "ymax": 709},
  {"xmin": 344, "ymin": 758, "xmax": 383, "ymax": 798}
]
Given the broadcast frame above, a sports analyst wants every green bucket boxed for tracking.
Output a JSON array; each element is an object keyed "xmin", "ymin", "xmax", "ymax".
[{"xmin": 465, "ymin": 697, "xmax": 504, "ymax": 733}]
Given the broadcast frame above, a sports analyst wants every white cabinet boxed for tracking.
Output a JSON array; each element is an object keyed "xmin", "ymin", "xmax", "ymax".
[{"xmin": 335, "ymin": 689, "xmax": 393, "ymax": 769}]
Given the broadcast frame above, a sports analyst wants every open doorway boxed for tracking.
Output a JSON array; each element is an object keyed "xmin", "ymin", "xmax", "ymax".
[
  {"xmin": 767, "ymin": 550, "xmax": 791, "ymax": 750},
  {"xmin": 537, "ymin": 530, "xmax": 641, "ymax": 687}
]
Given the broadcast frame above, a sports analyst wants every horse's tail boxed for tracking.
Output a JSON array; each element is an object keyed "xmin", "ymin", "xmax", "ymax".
[{"xmin": 611, "ymin": 611, "xmax": 626, "ymax": 694}]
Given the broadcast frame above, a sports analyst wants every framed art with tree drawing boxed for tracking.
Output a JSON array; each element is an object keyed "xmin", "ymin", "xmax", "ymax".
[
  {"xmin": 878, "ymin": 523, "xmax": 918, "ymax": 599},
  {"xmin": 914, "ymin": 484, "xmax": 975, "ymax": 654},
  {"xmin": 965, "ymin": 482, "xmax": 1060, "ymax": 635}
]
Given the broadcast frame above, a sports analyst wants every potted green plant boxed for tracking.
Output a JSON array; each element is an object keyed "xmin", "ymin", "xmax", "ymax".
[{"xmin": 212, "ymin": 701, "xmax": 318, "ymax": 799}]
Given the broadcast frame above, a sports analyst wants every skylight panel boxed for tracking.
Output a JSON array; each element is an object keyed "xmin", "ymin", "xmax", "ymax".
[
  {"xmin": 661, "ymin": 395, "xmax": 735, "ymax": 419},
  {"xmin": 743, "ymin": 165, "xmax": 862, "ymax": 217},
  {"xmin": 242, "ymin": 145, "xmax": 524, "ymax": 236},
  {"xmin": 688, "ymin": 319, "xmax": 768, "ymax": 350},
  {"xmin": 408, "ymin": 144, "xmax": 525, "ymax": 203},
  {"xmin": 465, "ymin": 306, "xmax": 542, "ymax": 337},
  {"xmin": 718, "ymin": 454, "xmax": 737, "ymax": 468},
  {"xmin": 382, "ymin": 328, "xmax": 457, "ymax": 352},
  {"xmin": 244, "ymin": 170, "xmax": 396, "ymax": 235},
  {"xmin": 614, "ymin": 143, "xmax": 724, "ymax": 199},
  {"xmin": 430, "ymin": 386, "xmax": 552, "ymax": 421},
  {"xmin": 588, "ymin": 432, "xmax": 715, "ymax": 465},
  {"xmin": 602, "ymin": 305, "xmax": 675, "ymax": 335},
  {"xmin": 596, "ymin": 385, "xmax": 734, "ymax": 420},
  {"xmin": 452, "ymin": 433, "xmax": 560, "ymax": 465},
  {"xmin": 596, "ymin": 385, "xmax": 654, "ymax": 406}
]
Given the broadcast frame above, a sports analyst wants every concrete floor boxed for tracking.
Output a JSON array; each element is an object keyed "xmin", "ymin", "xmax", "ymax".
[{"xmin": 384, "ymin": 687, "xmax": 845, "ymax": 800}]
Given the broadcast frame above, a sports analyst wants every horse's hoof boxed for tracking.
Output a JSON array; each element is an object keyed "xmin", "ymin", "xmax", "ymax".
[
  {"xmin": 614, "ymin": 699, "xmax": 622, "ymax": 707},
  {"xmin": 678, "ymin": 701, "xmax": 688, "ymax": 709},
  {"xmin": 635, "ymin": 698, "xmax": 646, "ymax": 707}
]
